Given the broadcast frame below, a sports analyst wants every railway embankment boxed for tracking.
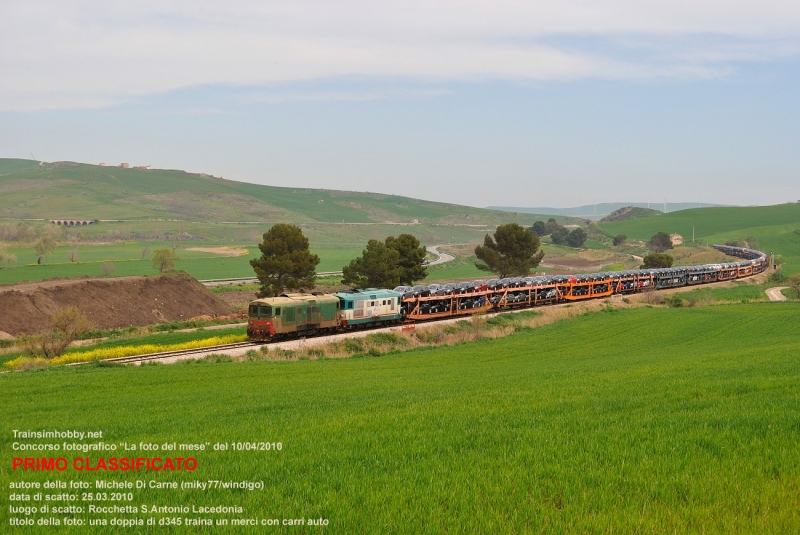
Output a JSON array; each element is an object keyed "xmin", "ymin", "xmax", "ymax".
[{"xmin": 0, "ymin": 274, "xmax": 233, "ymax": 336}]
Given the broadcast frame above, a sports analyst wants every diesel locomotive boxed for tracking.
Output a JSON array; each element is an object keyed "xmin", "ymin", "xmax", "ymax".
[{"xmin": 247, "ymin": 244, "xmax": 770, "ymax": 341}]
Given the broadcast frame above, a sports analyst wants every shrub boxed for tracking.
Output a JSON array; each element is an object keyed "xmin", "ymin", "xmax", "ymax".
[
  {"xmin": 613, "ymin": 235, "xmax": 627, "ymax": 246},
  {"xmin": 101, "ymin": 261, "xmax": 117, "ymax": 276},
  {"xmin": 769, "ymin": 271, "xmax": 787, "ymax": 284},
  {"xmin": 641, "ymin": 253, "xmax": 674, "ymax": 269},
  {"xmin": 343, "ymin": 338, "xmax": 364, "ymax": 354},
  {"xmin": 307, "ymin": 348, "xmax": 326, "ymax": 359},
  {"xmin": 20, "ymin": 306, "xmax": 93, "ymax": 359},
  {"xmin": 244, "ymin": 349, "xmax": 262, "ymax": 361}
]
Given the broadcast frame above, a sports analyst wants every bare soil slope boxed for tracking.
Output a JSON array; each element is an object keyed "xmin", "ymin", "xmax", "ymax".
[{"xmin": 0, "ymin": 274, "xmax": 234, "ymax": 336}]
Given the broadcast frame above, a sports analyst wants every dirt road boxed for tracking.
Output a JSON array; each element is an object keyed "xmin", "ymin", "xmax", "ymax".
[
  {"xmin": 426, "ymin": 246, "xmax": 455, "ymax": 266},
  {"xmin": 766, "ymin": 287, "xmax": 788, "ymax": 302}
]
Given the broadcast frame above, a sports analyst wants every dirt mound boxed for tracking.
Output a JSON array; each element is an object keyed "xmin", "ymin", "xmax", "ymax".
[{"xmin": 0, "ymin": 274, "xmax": 234, "ymax": 336}]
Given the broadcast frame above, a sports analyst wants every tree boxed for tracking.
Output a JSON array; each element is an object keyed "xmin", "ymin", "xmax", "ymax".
[
  {"xmin": 787, "ymin": 273, "xmax": 800, "ymax": 299},
  {"xmin": 152, "ymin": 248, "xmax": 178, "ymax": 273},
  {"xmin": 550, "ymin": 226, "xmax": 569, "ymax": 245},
  {"xmin": 566, "ymin": 228, "xmax": 588, "ymax": 248},
  {"xmin": 613, "ymin": 234, "xmax": 627, "ymax": 246},
  {"xmin": 250, "ymin": 224, "xmax": 320, "ymax": 297},
  {"xmin": 342, "ymin": 240, "xmax": 402, "ymax": 288},
  {"xmin": 33, "ymin": 226, "xmax": 60, "ymax": 264},
  {"xmin": 647, "ymin": 232, "xmax": 673, "ymax": 253},
  {"xmin": 640, "ymin": 253, "xmax": 674, "ymax": 269},
  {"xmin": 21, "ymin": 306, "xmax": 93, "ymax": 359},
  {"xmin": 385, "ymin": 233, "xmax": 427, "ymax": 285},
  {"xmin": 474, "ymin": 223, "xmax": 545, "ymax": 278},
  {"xmin": 101, "ymin": 261, "xmax": 117, "ymax": 276},
  {"xmin": 141, "ymin": 246, "xmax": 151, "ymax": 259},
  {"xmin": 531, "ymin": 221, "xmax": 547, "ymax": 236},
  {"xmin": 68, "ymin": 248, "xmax": 79, "ymax": 262},
  {"xmin": 0, "ymin": 246, "xmax": 17, "ymax": 269}
]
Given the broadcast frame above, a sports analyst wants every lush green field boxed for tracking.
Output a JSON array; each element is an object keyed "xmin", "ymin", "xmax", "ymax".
[
  {"xmin": 3, "ymin": 303, "xmax": 799, "ymax": 532},
  {"xmin": 0, "ymin": 244, "xmax": 362, "ymax": 284}
]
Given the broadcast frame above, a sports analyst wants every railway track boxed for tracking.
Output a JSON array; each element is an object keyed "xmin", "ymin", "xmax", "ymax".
[{"xmin": 69, "ymin": 341, "xmax": 261, "ymax": 367}]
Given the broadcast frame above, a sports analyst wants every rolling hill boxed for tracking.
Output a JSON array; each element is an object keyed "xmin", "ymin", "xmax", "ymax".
[
  {"xmin": 489, "ymin": 202, "xmax": 725, "ymax": 220},
  {"xmin": 0, "ymin": 159, "xmax": 557, "ymax": 226}
]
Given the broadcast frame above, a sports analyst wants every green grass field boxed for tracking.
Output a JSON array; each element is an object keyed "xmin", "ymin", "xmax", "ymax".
[
  {"xmin": 0, "ymin": 244, "xmax": 362, "ymax": 284},
  {"xmin": 3, "ymin": 303, "xmax": 799, "ymax": 532}
]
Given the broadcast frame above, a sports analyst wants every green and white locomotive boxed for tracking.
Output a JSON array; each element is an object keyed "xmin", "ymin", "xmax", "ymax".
[{"xmin": 334, "ymin": 288, "xmax": 403, "ymax": 329}]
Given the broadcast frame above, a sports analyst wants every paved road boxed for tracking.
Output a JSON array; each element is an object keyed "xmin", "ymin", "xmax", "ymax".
[
  {"xmin": 426, "ymin": 245, "xmax": 455, "ymax": 266},
  {"xmin": 766, "ymin": 286, "xmax": 789, "ymax": 302}
]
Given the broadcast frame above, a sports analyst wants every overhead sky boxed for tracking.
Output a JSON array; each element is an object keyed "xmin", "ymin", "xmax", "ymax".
[{"xmin": 2, "ymin": 1, "xmax": 799, "ymax": 207}]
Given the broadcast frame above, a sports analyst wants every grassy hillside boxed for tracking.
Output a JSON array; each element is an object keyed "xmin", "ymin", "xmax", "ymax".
[
  {"xmin": 598, "ymin": 204, "xmax": 800, "ymax": 240},
  {"xmin": 3, "ymin": 303, "xmax": 799, "ymax": 532},
  {"xmin": 0, "ymin": 158, "xmax": 555, "ymax": 226},
  {"xmin": 0, "ymin": 157, "xmax": 580, "ymax": 283},
  {"xmin": 490, "ymin": 202, "xmax": 724, "ymax": 220},
  {"xmin": 599, "ymin": 204, "xmax": 800, "ymax": 273}
]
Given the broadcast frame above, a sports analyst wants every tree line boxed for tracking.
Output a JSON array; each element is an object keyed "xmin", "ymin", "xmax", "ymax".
[{"xmin": 250, "ymin": 222, "xmax": 555, "ymax": 296}]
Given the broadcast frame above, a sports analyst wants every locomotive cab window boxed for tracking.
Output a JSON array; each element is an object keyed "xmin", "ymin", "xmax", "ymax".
[
  {"xmin": 274, "ymin": 307, "xmax": 281, "ymax": 316},
  {"xmin": 248, "ymin": 305, "xmax": 259, "ymax": 317},
  {"xmin": 260, "ymin": 305, "xmax": 272, "ymax": 317}
]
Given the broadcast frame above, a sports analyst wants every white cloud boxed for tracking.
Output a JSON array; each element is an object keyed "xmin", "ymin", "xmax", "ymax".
[{"xmin": 1, "ymin": 1, "xmax": 799, "ymax": 110}]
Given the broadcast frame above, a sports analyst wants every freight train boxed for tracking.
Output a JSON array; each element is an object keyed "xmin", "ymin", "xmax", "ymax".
[{"xmin": 247, "ymin": 244, "xmax": 769, "ymax": 341}]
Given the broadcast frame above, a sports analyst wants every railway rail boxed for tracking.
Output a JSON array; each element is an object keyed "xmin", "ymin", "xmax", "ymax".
[{"xmin": 68, "ymin": 341, "xmax": 260, "ymax": 367}]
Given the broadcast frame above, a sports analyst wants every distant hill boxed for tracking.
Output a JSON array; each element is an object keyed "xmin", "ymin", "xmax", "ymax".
[
  {"xmin": 599, "ymin": 206, "xmax": 662, "ymax": 223},
  {"xmin": 0, "ymin": 159, "xmax": 562, "ymax": 226},
  {"xmin": 488, "ymin": 202, "xmax": 727, "ymax": 221}
]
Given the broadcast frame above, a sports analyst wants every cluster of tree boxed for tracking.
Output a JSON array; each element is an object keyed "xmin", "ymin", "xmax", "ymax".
[
  {"xmin": 0, "ymin": 221, "xmax": 41, "ymax": 242},
  {"xmin": 640, "ymin": 253, "xmax": 674, "ymax": 269},
  {"xmin": 530, "ymin": 219, "xmax": 587, "ymax": 248},
  {"xmin": 613, "ymin": 234, "xmax": 627, "ymax": 246},
  {"xmin": 475, "ymin": 223, "xmax": 545, "ymax": 277},
  {"xmin": 647, "ymin": 232, "xmax": 673, "ymax": 253},
  {"xmin": 20, "ymin": 306, "xmax": 93, "ymax": 359},
  {"xmin": 530, "ymin": 218, "xmax": 561, "ymax": 237},
  {"xmin": 342, "ymin": 234, "xmax": 427, "ymax": 288},
  {"xmin": 248, "ymin": 224, "xmax": 429, "ymax": 295}
]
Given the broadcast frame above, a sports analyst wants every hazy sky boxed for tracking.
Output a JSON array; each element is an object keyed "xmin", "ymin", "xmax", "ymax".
[{"xmin": 2, "ymin": 1, "xmax": 799, "ymax": 207}]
